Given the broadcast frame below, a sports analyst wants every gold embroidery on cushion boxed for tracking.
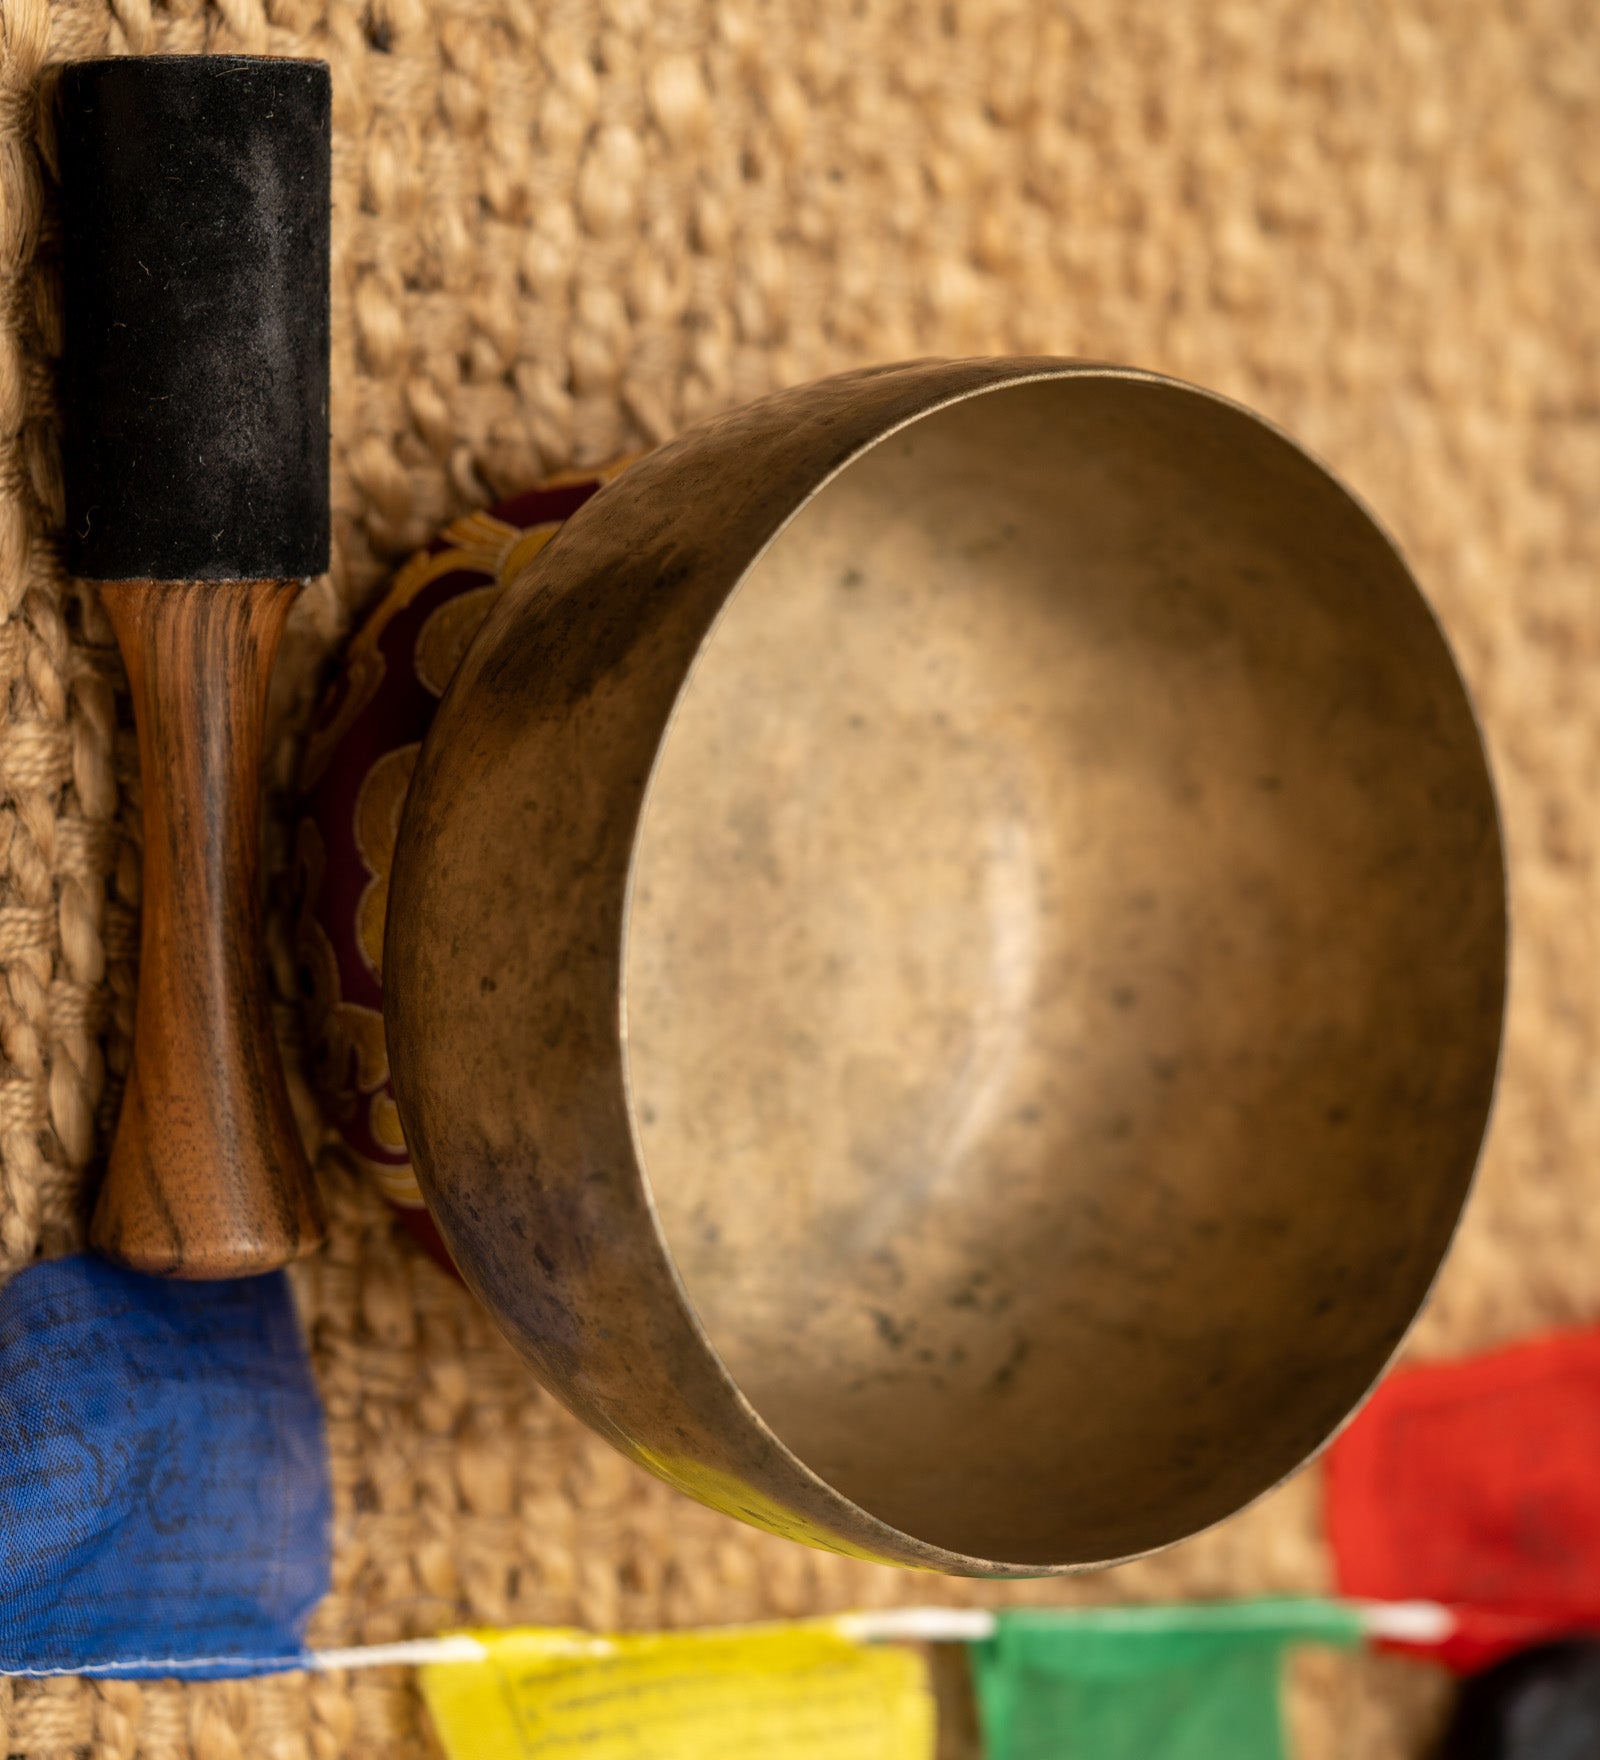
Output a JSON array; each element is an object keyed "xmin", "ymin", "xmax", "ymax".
[
  {"xmin": 414, "ymin": 585, "xmax": 505, "ymax": 697},
  {"xmin": 354, "ymin": 743, "xmax": 420, "ymax": 984}
]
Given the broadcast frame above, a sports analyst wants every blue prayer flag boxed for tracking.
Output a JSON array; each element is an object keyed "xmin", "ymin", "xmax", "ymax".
[{"xmin": 0, "ymin": 1256, "xmax": 330, "ymax": 1677}]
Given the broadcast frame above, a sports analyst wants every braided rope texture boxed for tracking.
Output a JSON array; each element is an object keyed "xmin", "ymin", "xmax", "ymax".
[{"xmin": 0, "ymin": 0, "xmax": 1595, "ymax": 1751}]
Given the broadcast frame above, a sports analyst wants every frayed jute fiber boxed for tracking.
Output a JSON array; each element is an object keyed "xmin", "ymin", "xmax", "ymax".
[{"xmin": 0, "ymin": 0, "xmax": 1595, "ymax": 1752}]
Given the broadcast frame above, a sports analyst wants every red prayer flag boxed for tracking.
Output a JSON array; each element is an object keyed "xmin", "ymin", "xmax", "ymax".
[{"xmin": 1326, "ymin": 1327, "xmax": 1600, "ymax": 1671}]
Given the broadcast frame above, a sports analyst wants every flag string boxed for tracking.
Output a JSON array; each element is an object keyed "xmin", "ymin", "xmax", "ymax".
[{"xmin": 0, "ymin": 1598, "xmax": 1459, "ymax": 1681}]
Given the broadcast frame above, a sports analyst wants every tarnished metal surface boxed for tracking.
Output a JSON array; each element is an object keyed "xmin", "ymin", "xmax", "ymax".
[{"xmin": 386, "ymin": 360, "xmax": 1506, "ymax": 1575}]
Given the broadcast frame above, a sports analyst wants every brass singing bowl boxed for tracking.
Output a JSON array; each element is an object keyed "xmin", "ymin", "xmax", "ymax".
[{"xmin": 386, "ymin": 359, "xmax": 1506, "ymax": 1575}]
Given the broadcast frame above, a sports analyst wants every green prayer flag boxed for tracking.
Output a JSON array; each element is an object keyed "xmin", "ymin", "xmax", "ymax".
[{"xmin": 971, "ymin": 1598, "xmax": 1365, "ymax": 1760}]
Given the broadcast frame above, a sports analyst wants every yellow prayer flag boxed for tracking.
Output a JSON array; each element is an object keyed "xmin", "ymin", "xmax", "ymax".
[{"xmin": 419, "ymin": 1622, "xmax": 936, "ymax": 1760}]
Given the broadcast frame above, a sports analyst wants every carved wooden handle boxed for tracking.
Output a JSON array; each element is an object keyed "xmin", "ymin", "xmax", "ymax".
[{"xmin": 92, "ymin": 579, "xmax": 325, "ymax": 1278}]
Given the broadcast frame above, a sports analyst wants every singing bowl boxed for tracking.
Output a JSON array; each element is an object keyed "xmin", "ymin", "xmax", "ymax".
[{"xmin": 386, "ymin": 358, "xmax": 1506, "ymax": 1575}]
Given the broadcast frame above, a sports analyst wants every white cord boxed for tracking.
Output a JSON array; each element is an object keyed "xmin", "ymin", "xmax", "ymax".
[
  {"xmin": 1355, "ymin": 1601, "xmax": 1458, "ymax": 1645},
  {"xmin": 838, "ymin": 1600, "xmax": 1457, "ymax": 1649},
  {"xmin": 835, "ymin": 1607, "xmax": 1000, "ymax": 1644},
  {"xmin": 307, "ymin": 1635, "xmax": 489, "ymax": 1670}
]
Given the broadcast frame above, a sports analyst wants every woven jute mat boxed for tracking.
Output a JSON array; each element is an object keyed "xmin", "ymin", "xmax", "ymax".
[{"xmin": 0, "ymin": 0, "xmax": 1594, "ymax": 1752}]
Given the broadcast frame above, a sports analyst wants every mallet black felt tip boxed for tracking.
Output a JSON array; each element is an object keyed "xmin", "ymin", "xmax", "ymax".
[
  {"xmin": 60, "ymin": 55, "xmax": 331, "ymax": 582},
  {"xmin": 59, "ymin": 56, "xmax": 331, "ymax": 1278}
]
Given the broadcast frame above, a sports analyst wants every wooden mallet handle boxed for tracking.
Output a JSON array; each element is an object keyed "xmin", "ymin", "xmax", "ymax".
[
  {"xmin": 94, "ymin": 580, "xmax": 320, "ymax": 1276},
  {"xmin": 59, "ymin": 58, "xmax": 332, "ymax": 1276}
]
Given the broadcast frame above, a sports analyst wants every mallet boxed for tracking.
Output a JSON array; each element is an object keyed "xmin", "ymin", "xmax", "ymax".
[{"xmin": 59, "ymin": 56, "xmax": 331, "ymax": 1276}]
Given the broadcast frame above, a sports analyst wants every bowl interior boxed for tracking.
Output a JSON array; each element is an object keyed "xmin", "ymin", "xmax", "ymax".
[{"xmin": 622, "ymin": 373, "xmax": 1504, "ymax": 1568}]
